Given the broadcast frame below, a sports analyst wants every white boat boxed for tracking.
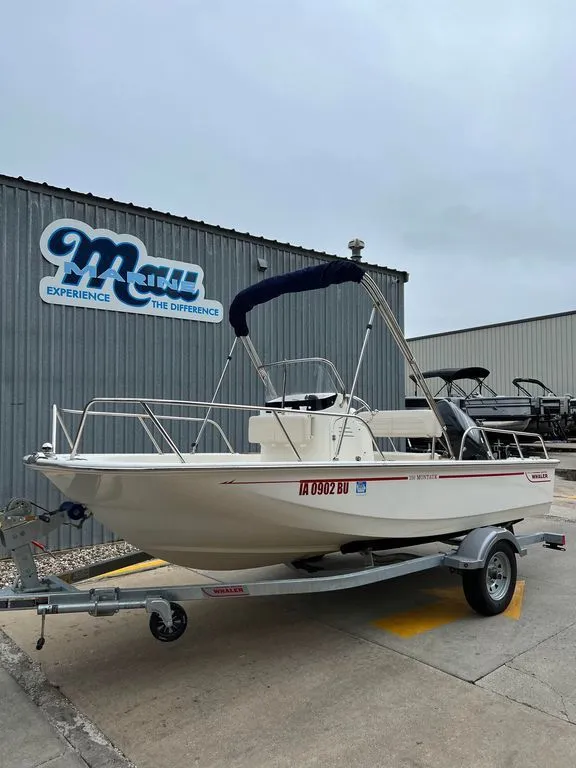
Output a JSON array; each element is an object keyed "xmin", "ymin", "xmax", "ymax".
[{"xmin": 25, "ymin": 261, "xmax": 558, "ymax": 570}]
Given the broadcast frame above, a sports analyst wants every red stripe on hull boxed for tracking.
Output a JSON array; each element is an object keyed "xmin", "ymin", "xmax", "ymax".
[{"xmin": 222, "ymin": 471, "xmax": 527, "ymax": 486}]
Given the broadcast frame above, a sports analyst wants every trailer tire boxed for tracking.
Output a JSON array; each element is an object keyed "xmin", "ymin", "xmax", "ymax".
[{"xmin": 462, "ymin": 540, "xmax": 517, "ymax": 616}]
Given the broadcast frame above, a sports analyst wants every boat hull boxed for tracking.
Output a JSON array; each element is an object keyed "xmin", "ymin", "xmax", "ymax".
[{"xmin": 29, "ymin": 456, "xmax": 557, "ymax": 570}]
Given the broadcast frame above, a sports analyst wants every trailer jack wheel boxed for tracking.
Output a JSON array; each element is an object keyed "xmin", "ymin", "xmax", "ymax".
[
  {"xmin": 462, "ymin": 541, "xmax": 517, "ymax": 616},
  {"xmin": 149, "ymin": 602, "xmax": 188, "ymax": 642}
]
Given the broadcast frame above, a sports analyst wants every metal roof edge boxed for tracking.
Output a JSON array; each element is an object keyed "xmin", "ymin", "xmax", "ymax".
[
  {"xmin": 408, "ymin": 309, "xmax": 576, "ymax": 341},
  {"xmin": 0, "ymin": 173, "xmax": 409, "ymax": 282}
]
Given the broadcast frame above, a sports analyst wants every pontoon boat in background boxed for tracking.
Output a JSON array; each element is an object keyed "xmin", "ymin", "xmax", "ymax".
[
  {"xmin": 23, "ymin": 261, "xmax": 557, "ymax": 572},
  {"xmin": 407, "ymin": 367, "xmax": 576, "ymax": 440},
  {"xmin": 512, "ymin": 377, "xmax": 576, "ymax": 439}
]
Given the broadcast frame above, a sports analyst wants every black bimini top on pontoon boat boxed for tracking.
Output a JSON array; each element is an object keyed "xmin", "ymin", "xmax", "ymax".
[{"xmin": 410, "ymin": 367, "xmax": 491, "ymax": 384}]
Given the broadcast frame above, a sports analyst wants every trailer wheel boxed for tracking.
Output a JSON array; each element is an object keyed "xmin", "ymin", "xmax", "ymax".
[
  {"xmin": 462, "ymin": 541, "xmax": 517, "ymax": 616},
  {"xmin": 149, "ymin": 602, "xmax": 188, "ymax": 642}
]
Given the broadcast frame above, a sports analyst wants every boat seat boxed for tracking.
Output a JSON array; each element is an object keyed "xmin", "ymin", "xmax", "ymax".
[{"xmin": 358, "ymin": 409, "xmax": 443, "ymax": 439}]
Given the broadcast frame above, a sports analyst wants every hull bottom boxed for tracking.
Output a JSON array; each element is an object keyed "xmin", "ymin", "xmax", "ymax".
[{"xmin": 103, "ymin": 503, "xmax": 551, "ymax": 570}]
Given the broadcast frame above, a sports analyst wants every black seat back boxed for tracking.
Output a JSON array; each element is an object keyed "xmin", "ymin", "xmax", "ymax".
[{"xmin": 436, "ymin": 399, "xmax": 492, "ymax": 460}]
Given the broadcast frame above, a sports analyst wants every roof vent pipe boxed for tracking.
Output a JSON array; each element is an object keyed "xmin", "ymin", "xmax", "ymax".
[{"xmin": 348, "ymin": 238, "xmax": 365, "ymax": 261}]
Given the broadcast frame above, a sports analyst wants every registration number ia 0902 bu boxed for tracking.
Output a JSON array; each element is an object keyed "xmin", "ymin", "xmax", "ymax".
[{"xmin": 299, "ymin": 480, "xmax": 349, "ymax": 496}]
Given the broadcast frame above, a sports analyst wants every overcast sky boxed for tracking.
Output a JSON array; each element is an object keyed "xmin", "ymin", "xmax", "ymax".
[{"xmin": 1, "ymin": 0, "xmax": 574, "ymax": 337}]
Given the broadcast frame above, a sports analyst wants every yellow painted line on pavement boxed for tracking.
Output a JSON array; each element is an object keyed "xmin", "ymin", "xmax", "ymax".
[
  {"xmin": 94, "ymin": 559, "xmax": 167, "ymax": 579},
  {"xmin": 373, "ymin": 598, "xmax": 470, "ymax": 638},
  {"xmin": 504, "ymin": 580, "xmax": 525, "ymax": 620},
  {"xmin": 373, "ymin": 580, "xmax": 525, "ymax": 638}
]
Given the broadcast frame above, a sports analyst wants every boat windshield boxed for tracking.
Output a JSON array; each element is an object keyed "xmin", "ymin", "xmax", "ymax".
[{"xmin": 262, "ymin": 358, "xmax": 344, "ymax": 411}]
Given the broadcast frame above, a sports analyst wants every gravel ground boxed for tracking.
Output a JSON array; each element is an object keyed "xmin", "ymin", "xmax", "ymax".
[{"xmin": 0, "ymin": 540, "xmax": 139, "ymax": 588}]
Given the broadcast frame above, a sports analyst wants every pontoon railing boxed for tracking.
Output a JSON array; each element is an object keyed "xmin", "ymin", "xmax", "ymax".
[
  {"xmin": 54, "ymin": 398, "xmax": 389, "ymax": 464},
  {"xmin": 457, "ymin": 425, "xmax": 550, "ymax": 461}
]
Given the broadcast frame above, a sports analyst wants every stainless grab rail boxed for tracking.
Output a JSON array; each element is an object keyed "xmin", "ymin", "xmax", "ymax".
[
  {"xmin": 458, "ymin": 425, "xmax": 550, "ymax": 460},
  {"xmin": 51, "ymin": 405, "xmax": 235, "ymax": 455},
  {"xmin": 52, "ymin": 398, "xmax": 551, "ymax": 467},
  {"xmin": 57, "ymin": 397, "xmax": 387, "ymax": 464}
]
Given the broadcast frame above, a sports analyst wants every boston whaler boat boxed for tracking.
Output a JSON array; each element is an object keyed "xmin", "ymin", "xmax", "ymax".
[
  {"xmin": 0, "ymin": 258, "xmax": 565, "ymax": 647},
  {"xmin": 24, "ymin": 261, "xmax": 558, "ymax": 571}
]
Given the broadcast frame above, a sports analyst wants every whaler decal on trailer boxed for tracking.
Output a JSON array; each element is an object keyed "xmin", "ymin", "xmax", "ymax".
[
  {"xmin": 201, "ymin": 585, "xmax": 249, "ymax": 597},
  {"xmin": 39, "ymin": 219, "xmax": 223, "ymax": 322}
]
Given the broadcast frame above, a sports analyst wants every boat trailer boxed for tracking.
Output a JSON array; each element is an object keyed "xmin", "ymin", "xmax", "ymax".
[{"xmin": 0, "ymin": 499, "xmax": 566, "ymax": 650}]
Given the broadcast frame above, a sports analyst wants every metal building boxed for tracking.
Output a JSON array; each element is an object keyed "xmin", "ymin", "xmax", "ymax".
[
  {"xmin": 0, "ymin": 174, "xmax": 407, "ymax": 555},
  {"xmin": 407, "ymin": 311, "xmax": 576, "ymax": 397}
]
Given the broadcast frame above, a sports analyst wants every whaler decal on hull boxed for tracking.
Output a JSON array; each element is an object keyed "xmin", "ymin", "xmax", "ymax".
[{"xmin": 525, "ymin": 471, "xmax": 552, "ymax": 483}]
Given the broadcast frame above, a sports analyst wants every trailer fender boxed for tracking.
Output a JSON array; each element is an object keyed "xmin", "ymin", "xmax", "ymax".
[{"xmin": 444, "ymin": 527, "xmax": 526, "ymax": 571}]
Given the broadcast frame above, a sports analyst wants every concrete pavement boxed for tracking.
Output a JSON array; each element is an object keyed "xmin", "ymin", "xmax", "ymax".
[
  {"xmin": 1, "ymin": 481, "xmax": 576, "ymax": 767},
  {"xmin": 0, "ymin": 629, "xmax": 133, "ymax": 768},
  {"xmin": 0, "ymin": 665, "xmax": 87, "ymax": 768},
  {"xmin": 549, "ymin": 447, "xmax": 576, "ymax": 481},
  {"xmin": 4, "ymin": 578, "xmax": 576, "ymax": 768}
]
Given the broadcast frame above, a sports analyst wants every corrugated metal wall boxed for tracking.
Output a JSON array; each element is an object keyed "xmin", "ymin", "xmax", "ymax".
[
  {"xmin": 407, "ymin": 313, "xmax": 576, "ymax": 397},
  {"xmin": 0, "ymin": 176, "xmax": 406, "ymax": 556}
]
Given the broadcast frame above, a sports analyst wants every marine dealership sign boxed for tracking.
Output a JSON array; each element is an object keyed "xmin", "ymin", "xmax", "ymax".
[{"xmin": 39, "ymin": 219, "xmax": 223, "ymax": 322}]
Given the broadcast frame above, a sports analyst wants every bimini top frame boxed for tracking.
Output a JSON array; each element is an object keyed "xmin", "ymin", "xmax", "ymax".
[
  {"xmin": 409, "ymin": 367, "xmax": 498, "ymax": 399},
  {"xmin": 228, "ymin": 260, "xmax": 456, "ymax": 459},
  {"xmin": 512, "ymin": 377, "xmax": 557, "ymax": 398}
]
